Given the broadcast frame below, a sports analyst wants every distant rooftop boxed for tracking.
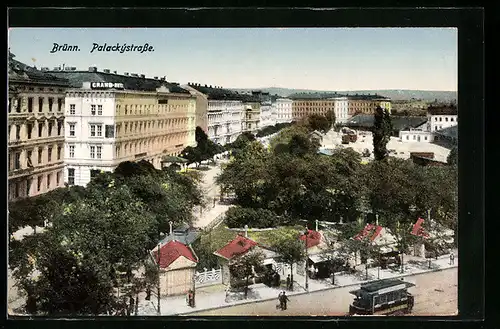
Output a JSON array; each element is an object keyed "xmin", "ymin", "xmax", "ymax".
[
  {"xmin": 345, "ymin": 114, "xmax": 427, "ymax": 131},
  {"xmin": 289, "ymin": 92, "xmax": 390, "ymax": 101},
  {"xmin": 427, "ymin": 105, "xmax": 458, "ymax": 116},
  {"xmin": 188, "ymin": 83, "xmax": 261, "ymax": 102}
]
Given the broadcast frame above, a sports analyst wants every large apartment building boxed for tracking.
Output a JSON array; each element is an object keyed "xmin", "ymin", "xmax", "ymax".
[
  {"xmin": 290, "ymin": 93, "xmax": 391, "ymax": 123},
  {"xmin": 8, "ymin": 53, "xmax": 70, "ymax": 201},
  {"xmin": 48, "ymin": 67, "xmax": 196, "ymax": 187},
  {"xmin": 186, "ymin": 83, "xmax": 249, "ymax": 145}
]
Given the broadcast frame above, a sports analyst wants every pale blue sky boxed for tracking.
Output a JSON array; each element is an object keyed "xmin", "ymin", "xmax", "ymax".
[{"xmin": 8, "ymin": 28, "xmax": 457, "ymax": 91}]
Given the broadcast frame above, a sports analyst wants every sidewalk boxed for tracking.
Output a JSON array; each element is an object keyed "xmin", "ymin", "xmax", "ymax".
[
  {"xmin": 137, "ymin": 250, "xmax": 458, "ymax": 316},
  {"xmin": 192, "ymin": 204, "xmax": 230, "ymax": 229}
]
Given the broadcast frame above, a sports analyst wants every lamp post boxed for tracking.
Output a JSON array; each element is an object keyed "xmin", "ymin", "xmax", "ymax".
[{"xmin": 304, "ymin": 227, "xmax": 309, "ymax": 291}]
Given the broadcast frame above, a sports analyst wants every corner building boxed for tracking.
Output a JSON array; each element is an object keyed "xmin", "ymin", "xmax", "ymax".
[
  {"xmin": 49, "ymin": 67, "xmax": 196, "ymax": 187},
  {"xmin": 8, "ymin": 53, "xmax": 69, "ymax": 201}
]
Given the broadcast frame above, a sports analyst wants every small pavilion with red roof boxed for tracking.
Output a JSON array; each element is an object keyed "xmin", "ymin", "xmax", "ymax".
[
  {"xmin": 150, "ymin": 240, "xmax": 198, "ymax": 296},
  {"xmin": 214, "ymin": 233, "xmax": 278, "ymax": 286}
]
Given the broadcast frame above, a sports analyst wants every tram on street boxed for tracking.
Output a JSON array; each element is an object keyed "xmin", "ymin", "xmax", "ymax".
[{"xmin": 348, "ymin": 279, "xmax": 415, "ymax": 316}]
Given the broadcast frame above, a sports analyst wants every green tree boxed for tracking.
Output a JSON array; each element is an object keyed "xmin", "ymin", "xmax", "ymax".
[
  {"xmin": 180, "ymin": 146, "xmax": 203, "ymax": 167},
  {"xmin": 307, "ymin": 114, "xmax": 330, "ymax": 133},
  {"xmin": 325, "ymin": 110, "xmax": 336, "ymax": 128},
  {"xmin": 447, "ymin": 146, "xmax": 457, "ymax": 166},
  {"xmin": 229, "ymin": 251, "xmax": 265, "ymax": 298},
  {"xmin": 372, "ymin": 106, "xmax": 393, "ymax": 161},
  {"xmin": 272, "ymin": 236, "xmax": 306, "ymax": 291},
  {"xmin": 225, "ymin": 206, "xmax": 279, "ymax": 228},
  {"xmin": 11, "ymin": 184, "xmax": 156, "ymax": 315},
  {"xmin": 216, "ymin": 141, "xmax": 270, "ymax": 208}
]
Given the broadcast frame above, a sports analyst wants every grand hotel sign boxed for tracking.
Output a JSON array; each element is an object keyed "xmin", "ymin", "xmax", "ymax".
[{"xmin": 90, "ymin": 82, "xmax": 125, "ymax": 90}]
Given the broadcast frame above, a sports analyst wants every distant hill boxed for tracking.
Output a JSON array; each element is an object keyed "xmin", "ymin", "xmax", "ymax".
[{"xmin": 230, "ymin": 87, "xmax": 457, "ymax": 102}]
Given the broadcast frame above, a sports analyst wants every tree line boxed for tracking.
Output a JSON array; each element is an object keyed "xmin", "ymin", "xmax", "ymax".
[{"xmin": 216, "ymin": 106, "xmax": 457, "ymax": 250}]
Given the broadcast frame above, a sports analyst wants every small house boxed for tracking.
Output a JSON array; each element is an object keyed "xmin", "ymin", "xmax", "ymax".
[{"xmin": 151, "ymin": 240, "xmax": 198, "ymax": 296}]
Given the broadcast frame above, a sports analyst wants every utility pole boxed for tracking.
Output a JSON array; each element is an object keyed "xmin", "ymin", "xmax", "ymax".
[{"xmin": 157, "ymin": 242, "xmax": 161, "ymax": 315}]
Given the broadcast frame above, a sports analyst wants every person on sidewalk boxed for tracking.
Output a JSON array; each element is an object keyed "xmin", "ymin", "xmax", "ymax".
[
  {"xmin": 449, "ymin": 252, "xmax": 455, "ymax": 265},
  {"xmin": 277, "ymin": 291, "xmax": 283, "ymax": 310},
  {"xmin": 286, "ymin": 275, "xmax": 291, "ymax": 291},
  {"xmin": 281, "ymin": 291, "xmax": 290, "ymax": 310}
]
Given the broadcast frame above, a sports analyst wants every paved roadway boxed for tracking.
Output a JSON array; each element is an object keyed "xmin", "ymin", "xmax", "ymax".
[{"xmin": 187, "ymin": 268, "xmax": 457, "ymax": 316}]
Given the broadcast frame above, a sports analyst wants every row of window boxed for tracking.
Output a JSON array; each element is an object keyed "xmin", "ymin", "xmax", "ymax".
[
  {"xmin": 9, "ymin": 170, "xmax": 63, "ymax": 199},
  {"xmin": 405, "ymin": 135, "xmax": 430, "ymax": 141},
  {"xmin": 68, "ymin": 104, "xmax": 104, "ymax": 116},
  {"xmin": 434, "ymin": 116, "xmax": 455, "ymax": 122},
  {"xmin": 118, "ymin": 103, "xmax": 191, "ymax": 116},
  {"xmin": 117, "ymin": 119, "xmax": 189, "ymax": 136},
  {"xmin": 8, "ymin": 97, "xmax": 64, "ymax": 114},
  {"xmin": 9, "ymin": 145, "xmax": 63, "ymax": 171},
  {"xmin": 8, "ymin": 120, "xmax": 63, "ymax": 141},
  {"xmin": 66, "ymin": 123, "xmax": 115, "ymax": 138}
]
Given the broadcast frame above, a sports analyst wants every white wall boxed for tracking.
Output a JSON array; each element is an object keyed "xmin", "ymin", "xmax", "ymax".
[
  {"xmin": 427, "ymin": 114, "xmax": 458, "ymax": 132},
  {"xmin": 399, "ymin": 130, "xmax": 435, "ymax": 143},
  {"xmin": 334, "ymin": 98, "xmax": 349, "ymax": 123},
  {"xmin": 275, "ymin": 99, "xmax": 293, "ymax": 123},
  {"xmin": 64, "ymin": 91, "xmax": 117, "ymax": 186},
  {"xmin": 208, "ymin": 100, "xmax": 244, "ymax": 145}
]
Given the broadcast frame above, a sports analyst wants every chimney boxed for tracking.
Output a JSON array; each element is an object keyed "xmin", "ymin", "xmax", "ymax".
[
  {"xmin": 113, "ymin": 70, "xmax": 117, "ymax": 74},
  {"xmin": 88, "ymin": 66, "xmax": 97, "ymax": 72},
  {"xmin": 140, "ymin": 74, "xmax": 145, "ymax": 78},
  {"xmin": 154, "ymin": 76, "xmax": 158, "ymax": 80},
  {"xmin": 169, "ymin": 221, "xmax": 173, "ymax": 236},
  {"xmin": 124, "ymin": 72, "xmax": 129, "ymax": 76},
  {"xmin": 244, "ymin": 225, "xmax": 248, "ymax": 238},
  {"xmin": 103, "ymin": 69, "xmax": 110, "ymax": 73}
]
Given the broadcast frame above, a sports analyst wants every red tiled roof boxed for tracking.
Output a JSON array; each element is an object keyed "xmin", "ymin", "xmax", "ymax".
[
  {"xmin": 214, "ymin": 234, "xmax": 258, "ymax": 260},
  {"xmin": 354, "ymin": 224, "xmax": 383, "ymax": 242},
  {"xmin": 299, "ymin": 229, "xmax": 322, "ymax": 249},
  {"xmin": 152, "ymin": 240, "xmax": 197, "ymax": 269}
]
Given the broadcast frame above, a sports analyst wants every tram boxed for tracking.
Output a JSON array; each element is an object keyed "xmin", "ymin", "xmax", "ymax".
[{"xmin": 348, "ymin": 279, "xmax": 415, "ymax": 316}]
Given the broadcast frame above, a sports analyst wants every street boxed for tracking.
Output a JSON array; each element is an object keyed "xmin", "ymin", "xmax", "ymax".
[{"xmin": 186, "ymin": 268, "xmax": 457, "ymax": 316}]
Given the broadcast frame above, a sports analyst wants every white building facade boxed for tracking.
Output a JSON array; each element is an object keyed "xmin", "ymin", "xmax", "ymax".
[
  {"xmin": 207, "ymin": 99, "xmax": 244, "ymax": 145},
  {"xmin": 333, "ymin": 97, "xmax": 350, "ymax": 123},
  {"xmin": 259, "ymin": 100, "xmax": 274, "ymax": 128},
  {"xmin": 399, "ymin": 129, "xmax": 435, "ymax": 143},
  {"xmin": 274, "ymin": 98, "xmax": 293, "ymax": 124},
  {"xmin": 64, "ymin": 83, "xmax": 117, "ymax": 187},
  {"xmin": 399, "ymin": 106, "xmax": 458, "ymax": 143},
  {"xmin": 427, "ymin": 113, "xmax": 458, "ymax": 132}
]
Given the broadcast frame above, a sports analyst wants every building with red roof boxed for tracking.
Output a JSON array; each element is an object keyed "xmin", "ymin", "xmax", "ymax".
[
  {"xmin": 214, "ymin": 233, "xmax": 278, "ymax": 286},
  {"xmin": 213, "ymin": 234, "xmax": 259, "ymax": 260},
  {"xmin": 299, "ymin": 229, "xmax": 323, "ymax": 249},
  {"xmin": 150, "ymin": 240, "xmax": 198, "ymax": 296}
]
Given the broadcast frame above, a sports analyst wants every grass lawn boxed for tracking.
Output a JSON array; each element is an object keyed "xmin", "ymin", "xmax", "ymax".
[{"xmin": 198, "ymin": 223, "xmax": 306, "ymax": 252}]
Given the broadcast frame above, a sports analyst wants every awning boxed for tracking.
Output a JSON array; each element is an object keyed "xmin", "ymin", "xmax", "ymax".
[
  {"xmin": 161, "ymin": 155, "xmax": 188, "ymax": 163},
  {"xmin": 308, "ymin": 253, "xmax": 333, "ymax": 263},
  {"xmin": 263, "ymin": 258, "xmax": 275, "ymax": 265}
]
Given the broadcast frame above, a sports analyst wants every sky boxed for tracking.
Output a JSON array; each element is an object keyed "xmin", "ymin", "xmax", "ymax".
[{"xmin": 8, "ymin": 28, "xmax": 457, "ymax": 91}]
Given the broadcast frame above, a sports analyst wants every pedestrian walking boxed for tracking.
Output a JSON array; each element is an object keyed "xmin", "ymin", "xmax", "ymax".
[
  {"xmin": 281, "ymin": 291, "xmax": 290, "ymax": 310},
  {"xmin": 213, "ymin": 197, "xmax": 216, "ymax": 208},
  {"xmin": 286, "ymin": 275, "xmax": 291, "ymax": 290},
  {"xmin": 449, "ymin": 251, "xmax": 455, "ymax": 265},
  {"xmin": 277, "ymin": 291, "xmax": 283, "ymax": 310}
]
